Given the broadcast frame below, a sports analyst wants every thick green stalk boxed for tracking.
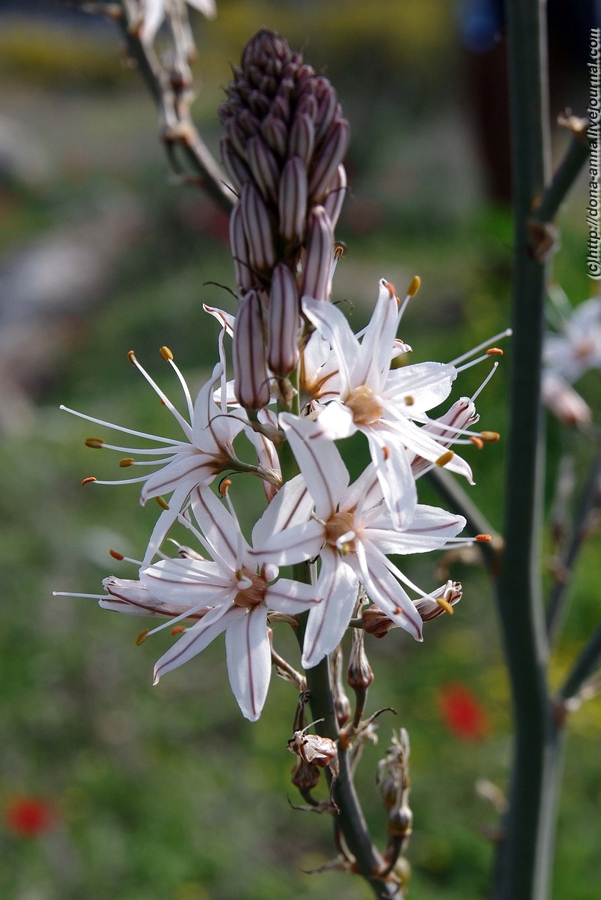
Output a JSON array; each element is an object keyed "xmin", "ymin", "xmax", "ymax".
[{"xmin": 494, "ymin": 1, "xmax": 556, "ymax": 899}]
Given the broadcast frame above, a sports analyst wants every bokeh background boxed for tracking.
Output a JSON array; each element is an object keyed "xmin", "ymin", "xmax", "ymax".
[{"xmin": 1, "ymin": 1, "xmax": 600, "ymax": 898}]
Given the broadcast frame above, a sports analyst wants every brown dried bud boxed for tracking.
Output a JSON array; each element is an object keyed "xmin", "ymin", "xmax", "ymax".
[
  {"xmin": 301, "ymin": 206, "xmax": 333, "ymax": 301},
  {"xmin": 287, "ymin": 728, "xmax": 338, "ymax": 768},
  {"xmin": 347, "ymin": 628, "xmax": 374, "ymax": 690},
  {"xmin": 362, "ymin": 605, "xmax": 397, "ymax": 639},
  {"xmin": 387, "ymin": 803, "xmax": 413, "ymax": 839},
  {"xmin": 267, "ymin": 263, "xmax": 300, "ymax": 377},
  {"xmin": 233, "ymin": 290, "xmax": 271, "ymax": 410},
  {"xmin": 290, "ymin": 756, "xmax": 320, "ymax": 792}
]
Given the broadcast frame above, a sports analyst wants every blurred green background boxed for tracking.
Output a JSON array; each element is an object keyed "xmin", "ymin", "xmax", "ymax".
[{"xmin": 0, "ymin": 1, "xmax": 600, "ymax": 898}]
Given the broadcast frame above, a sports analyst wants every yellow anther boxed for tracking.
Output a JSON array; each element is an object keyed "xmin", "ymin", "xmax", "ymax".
[
  {"xmin": 127, "ymin": 350, "xmax": 137, "ymax": 365},
  {"xmin": 171, "ymin": 625, "xmax": 186, "ymax": 636},
  {"xmin": 470, "ymin": 436, "xmax": 484, "ymax": 450},
  {"xmin": 435, "ymin": 451, "xmax": 455, "ymax": 468},
  {"xmin": 407, "ymin": 275, "xmax": 421, "ymax": 297},
  {"xmin": 135, "ymin": 629, "xmax": 150, "ymax": 646},
  {"xmin": 436, "ymin": 595, "xmax": 454, "ymax": 615},
  {"xmin": 219, "ymin": 478, "xmax": 232, "ymax": 497},
  {"xmin": 119, "ymin": 458, "xmax": 134, "ymax": 468},
  {"xmin": 404, "ymin": 395, "xmax": 414, "ymax": 406},
  {"xmin": 109, "ymin": 549, "xmax": 124, "ymax": 561},
  {"xmin": 486, "ymin": 347, "xmax": 503, "ymax": 356},
  {"xmin": 81, "ymin": 476, "xmax": 97, "ymax": 486},
  {"xmin": 480, "ymin": 431, "xmax": 500, "ymax": 443},
  {"xmin": 159, "ymin": 346, "xmax": 174, "ymax": 361},
  {"xmin": 85, "ymin": 438, "xmax": 104, "ymax": 449},
  {"xmin": 475, "ymin": 533, "xmax": 493, "ymax": 543},
  {"xmin": 156, "ymin": 496, "xmax": 170, "ymax": 510}
]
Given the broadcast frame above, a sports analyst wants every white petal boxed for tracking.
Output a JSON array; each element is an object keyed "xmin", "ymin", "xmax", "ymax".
[
  {"xmin": 141, "ymin": 559, "xmax": 232, "ymax": 605},
  {"xmin": 355, "ymin": 552, "xmax": 423, "ymax": 640},
  {"xmin": 265, "ymin": 578, "xmax": 321, "ymax": 614},
  {"xmin": 203, "ymin": 304, "xmax": 235, "ymax": 336},
  {"xmin": 384, "ymin": 361, "xmax": 456, "ymax": 411},
  {"xmin": 301, "ymin": 550, "xmax": 358, "ymax": 669},
  {"xmin": 380, "ymin": 411, "xmax": 475, "ymax": 485},
  {"xmin": 339, "ymin": 464, "xmax": 383, "ymax": 516},
  {"xmin": 280, "ymin": 413, "xmax": 349, "ymax": 519},
  {"xmin": 140, "ymin": 454, "xmax": 217, "ymax": 503},
  {"xmin": 251, "ymin": 474, "xmax": 313, "ymax": 548},
  {"xmin": 252, "ymin": 520, "xmax": 324, "ymax": 566},
  {"xmin": 225, "ymin": 605, "xmax": 271, "ymax": 721},
  {"xmin": 312, "ymin": 400, "xmax": 356, "ymax": 440},
  {"xmin": 190, "ymin": 485, "xmax": 246, "ymax": 569},
  {"xmin": 302, "ymin": 296, "xmax": 359, "ymax": 394},
  {"xmin": 153, "ymin": 604, "xmax": 241, "ymax": 683},
  {"xmin": 355, "ymin": 280, "xmax": 400, "ymax": 389},
  {"xmin": 140, "ymin": 0, "xmax": 165, "ymax": 43},
  {"xmin": 366, "ymin": 504, "xmax": 466, "ymax": 554},
  {"xmin": 366, "ymin": 431, "xmax": 417, "ymax": 530},
  {"xmin": 187, "ymin": 0, "xmax": 217, "ymax": 19},
  {"xmin": 142, "ymin": 483, "xmax": 192, "ymax": 565}
]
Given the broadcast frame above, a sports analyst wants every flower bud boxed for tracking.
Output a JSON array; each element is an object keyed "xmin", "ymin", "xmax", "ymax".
[
  {"xmin": 289, "ymin": 113, "xmax": 315, "ymax": 167},
  {"xmin": 314, "ymin": 77, "xmax": 338, "ymax": 143},
  {"xmin": 220, "ymin": 136, "xmax": 252, "ymax": 193},
  {"xmin": 323, "ymin": 164, "xmax": 347, "ymax": 229},
  {"xmin": 229, "ymin": 201, "xmax": 255, "ymax": 293},
  {"xmin": 240, "ymin": 182, "xmax": 275, "ymax": 273},
  {"xmin": 301, "ymin": 206, "xmax": 333, "ymax": 301},
  {"xmin": 414, "ymin": 581, "xmax": 462, "ymax": 621},
  {"xmin": 261, "ymin": 114, "xmax": 288, "ymax": 157},
  {"xmin": 278, "ymin": 156, "xmax": 308, "ymax": 244},
  {"xmin": 387, "ymin": 802, "xmax": 413, "ymax": 839},
  {"xmin": 267, "ymin": 263, "xmax": 300, "ymax": 377},
  {"xmin": 308, "ymin": 119, "xmax": 350, "ymax": 202},
  {"xmin": 347, "ymin": 628, "xmax": 373, "ymax": 690},
  {"xmin": 233, "ymin": 290, "xmax": 271, "ymax": 410},
  {"xmin": 246, "ymin": 135, "xmax": 280, "ymax": 203}
]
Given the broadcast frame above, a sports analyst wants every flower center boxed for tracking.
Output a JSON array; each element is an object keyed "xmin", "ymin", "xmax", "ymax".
[
  {"xmin": 346, "ymin": 385, "xmax": 384, "ymax": 426},
  {"xmin": 575, "ymin": 338, "xmax": 596, "ymax": 360},
  {"xmin": 325, "ymin": 511, "xmax": 356, "ymax": 551},
  {"xmin": 233, "ymin": 569, "xmax": 268, "ymax": 608}
]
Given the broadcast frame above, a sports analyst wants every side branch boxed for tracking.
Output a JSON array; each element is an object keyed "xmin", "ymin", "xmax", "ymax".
[
  {"xmin": 531, "ymin": 117, "xmax": 589, "ymax": 227},
  {"xmin": 559, "ymin": 623, "xmax": 601, "ymax": 702}
]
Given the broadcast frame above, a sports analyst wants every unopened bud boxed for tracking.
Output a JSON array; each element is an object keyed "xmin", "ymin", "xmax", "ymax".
[
  {"xmin": 347, "ymin": 629, "xmax": 374, "ymax": 690},
  {"xmin": 246, "ymin": 135, "xmax": 280, "ymax": 203},
  {"xmin": 278, "ymin": 156, "xmax": 308, "ymax": 243},
  {"xmin": 362, "ymin": 605, "xmax": 396, "ymax": 638},
  {"xmin": 230, "ymin": 201, "xmax": 255, "ymax": 292},
  {"xmin": 289, "ymin": 112, "xmax": 315, "ymax": 167},
  {"xmin": 301, "ymin": 206, "xmax": 334, "ymax": 301},
  {"xmin": 314, "ymin": 77, "xmax": 338, "ymax": 143},
  {"xmin": 323, "ymin": 164, "xmax": 347, "ymax": 229},
  {"xmin": 261, "ymin": 114, "xmax": 288, "ymax": 157},
  {"xmin": 387, "ymin": 803, "xmax": 413, "ymax": 839},
  {"xmin": 240, "ymin": 182, "xmax": 275, "ymax": 273},
  {"xmin": 413, "ymin": 581, "xmax": 462, "ymax": 622},
  {"xmin": 267, "ymin": 263, "xmax": 300, "ymax": 377},
  {"xmin": 308, "ymin": 119, "xmax": 350, "ymax": 202},
  {"xmin": 233, "ymin": 290, "xmax": 271, "ymax": 410},
  {"xmin": 220, "ymin": 135, "xmax": 252, "ymax": 192}
]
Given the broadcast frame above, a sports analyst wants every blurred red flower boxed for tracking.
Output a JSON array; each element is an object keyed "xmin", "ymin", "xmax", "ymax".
[
  {"xmin": 437, "ymin": 682, "xmax": 490, "ymax": 741},
  {"xmin": 4, "ymin": 796, "xmax": 56, "ymax": 838}
]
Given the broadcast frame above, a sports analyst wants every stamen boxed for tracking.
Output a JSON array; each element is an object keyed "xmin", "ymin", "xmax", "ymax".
[
  {"xmin": 470, "ymin": 436, "xmax": 484, "ymax": 450},
  {"xmin": 85, "ymin": 438, "xmax": 104, "ymax": 448},
  {"xmin": 53, "ymin": 591, "xmax": 107, "ymax": 600},
  {"xmin": 167, "ymin": 356, "xmax": 195, "ymax": 422},
  {"xmin": 119, "ymin": 458, "xmax": 134, "ymax": 468},
  {"xmin": 60, "ymin": 405, "xmax": 183, "ymax": 446},
  {"xmin": 126, "ymin": 353, "xmax": 193, "ymax": 440},
  {"xmin": 171, "ymin": 625, "xmax": 186, "ymax": 636},
  {"xmin": 486, "ymin": 348, "xmax": 503, "ymax": 356},
  {"xmin": 404, "ymin": 396, "xmax": 414, "ymax": 406},
  {"xmin": 82, "ymin": 476, "xmax": 97, "ymax": 486},
  {"xmin": 383, "ymin": 280, "xmax": 395, "ymax": 298},
  {"xmin": 406, "ymin": 275, "xmax": 421, "ymax": 297},
  {"xmin": 219, "ymin": 478, "xmax": 232, "ymax": 497},
  {"xmin": 436, "ymin": 451, "xmax": 455, "ymax": 467},
  {"xmin": 480, "ymin": 431, "xmax": 500, "ymax": 442},
  {"xmin": 156, "ymin": 496, "xmax": 170, "ymax": 510},
  {"xmin": 436, "ymin": 595, "xmax": 454, "ymax": 615},
  {"xmin": 475, "ymin": 534, "xmax": 493, "ymax": 542},
  {"xmin": 471, "ymin": 362, "xmax": 499, "ymax": 402},
  {"xmin": 382, "ymin": 446, "xmax": 390, "ymax": 461},
  {"xmin": 136, "ymin": 629, "xmax": 150, "ymax": 645},
  {"xmin": 109, "ymin": 549, "xmax": 124, "ymax": 560},
  {"xmin": 449, "ymin": 328, "xmax": 512, "ymax": 367},
  {"xmin": 160, "ymin": 346, "xmax": 174, "ymax": 361}
]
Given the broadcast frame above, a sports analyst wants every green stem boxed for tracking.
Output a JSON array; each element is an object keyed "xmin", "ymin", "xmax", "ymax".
[
  {"xmin": 494, "ymin": 1, "xmax": 555, "ymax": 898},
  {"xmin": 560, "ymin": 624, "xmax": 601, "ymax": 701},
  {"xmin": 531, "ymin": 127, "xmax": 589, "ymax": 227}
]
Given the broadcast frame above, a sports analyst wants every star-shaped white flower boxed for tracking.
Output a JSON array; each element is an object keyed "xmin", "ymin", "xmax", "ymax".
[
  {"xmin": 140, "ymin": 0, "xmax": 216, "ymax": 45},
  {"xmin": 253, "ymin": 415, "xmax": 468, "ymax": 669},
  {"xmin": 116, "ymin": 479, "xmax": 318, "ymax": 720},
  {"xmin": 302, "ymin": 280, "xmax": 476, "ymax": 528},
  {"xmin": 544, "ymin": 296, "xmax": 601, "ymax": 384}
]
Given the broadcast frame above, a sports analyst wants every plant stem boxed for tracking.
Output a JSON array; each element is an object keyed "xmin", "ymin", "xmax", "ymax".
[
  {"xmin": 494, "ymin": 1, "xmax": 555, "ymax": 899},
  {"xmin": 546, "ymin": 443, "xmax": 601, "ymax": 642},
  {"xmin": 531, "ymin": 125, "xmax": 589, "ymax": 227},
  {"xmin": 560, "ymin": 623, "xmax": 601, "ymax": 701}
]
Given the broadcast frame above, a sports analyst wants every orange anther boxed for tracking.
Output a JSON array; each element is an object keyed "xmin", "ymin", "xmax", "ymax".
[
  {"xmin": 382, "ymin": 446, "xmax": 391, "ymax": 461},
  {"xmin": 486, "ymin": 348, "xmax": 504, "ymax": 356},
  {"xmin": 109, "ymin": 549, "xmax": 124, "ymax": 561},
  {"xmin": 85, "ymin": 438, "xmax": 104, "ymax": 449},
  {"xmin": 170, "ymin": 625, "xmax": 186, "ymax": 636},
  {"xmin": 480, "ymin": 431, "xmax": 500, "ymax": 442},
  {"xmin": 127, "ymin": 350, "xmax": 136, "ymax": 365},
  {"xmin": 81, "ymin": 476, "xmax": 97, "ymax": 486},
  {"xmin": 475, "ymin": 533, "xmax": 493, "ymax": 543},
  {"xmin": 470, "ymin": 436, "xmax": 484, "ymax": 450},
  {"xmin": 219, "ymin": 478, "xmax": 232, "ymax": 496}
]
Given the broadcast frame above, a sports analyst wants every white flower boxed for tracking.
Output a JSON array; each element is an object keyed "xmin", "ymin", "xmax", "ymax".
[
  {"xmin": 544, "ymin": 296, "xmax": 601, "ymax": 384},
  {"xmin": 120, "ymin": 479, "xmax": 317, "ymax": 720},
  {"xmin": 140, "ymin": 0, "xmax": 216, "ymax": 45},
  {"xmin": 253, "ymin": 415, "xmax": 468, "ymax": 669},
  {"xmin": 61, "ymin": 344, "xmax": 258, "ymax": 508},
  {"xmin": 302, "ymin": 280, "xmax": 478, "ymax": 528}
]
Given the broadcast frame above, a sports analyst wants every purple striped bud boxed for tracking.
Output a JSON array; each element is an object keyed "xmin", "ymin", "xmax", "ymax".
[
  {"xmin": 267, "ymin": 263, "xmax": 300, "ymax": 377},
  {"xmin": 234, "ymin": 290, "xmax": 271, "ymax": 410},
  {"xmin": 323, "ymin": 164, "xmax": 347, "ymax": 228},
  {"xmin": 246, "ymin": 135, "xmax": 280, "ymax": 203},
  {"xmin": 301, "ymin": 206, "xmax": 333, "ymax": 301},
  {"xmin": 240, "ymin": 182, "xmax": 275, "ymax": 272},
  {"xmin": 289, "ymin": 113, "xmax": 315, "ymax": 167},
  {"xmin": 224, "ymin": 118, "xmax": 246, "ymax": 158},
  {"xmin": 248, "ymin": 89, "xmax": 271, "ymax": 117},
  {"xmin": 296, "ymin": 93, "xmax": 319, "ymax": 122},
  {"xmin": 220, "ymin": 136, "xmax": 252, "ymax": 192},
  {"xmin": 314, "ymin": 78, "xmax": 338, "ymax": 143},
  {"xmin": 278, "ymin": 156, "xmax": 308, "ymax": 244},
  {"xmin": 270, "ymin": 95, "xmax": 291, "ymax": 122},
  {"xmin": 229, "ymin": 201, "xmax": 255, "ymax": 292},
  {"xmin": 239, "ymin": 109, "xmax": 260, "ymax": 137},
  {"xmin": 261, "ymin": 115, "xmax": 288, "ymax": 157},
  {"xmin": 308, "ymin": 119, "xmax": 350, "ymax": 202}
]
